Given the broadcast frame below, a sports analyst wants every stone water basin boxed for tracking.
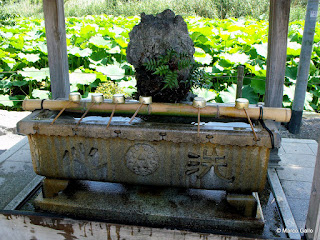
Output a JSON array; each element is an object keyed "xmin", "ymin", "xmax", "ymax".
[{"xmin": 17, "ymin": 110, "xmax": 280, "ymax": 193}]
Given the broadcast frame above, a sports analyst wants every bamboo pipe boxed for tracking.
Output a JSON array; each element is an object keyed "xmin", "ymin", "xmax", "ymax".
[{"xmin": 22, "ymin": 99, "xmax": 292, "ymax": 123}]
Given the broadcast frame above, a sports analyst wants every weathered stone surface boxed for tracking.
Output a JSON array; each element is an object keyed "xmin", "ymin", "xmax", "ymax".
[
  {"xmin": 34, "ymin": 182, "xmax": 265, "ymax": 232},
  {"xmin": 18, "ymin": 110, "xmax": 274, "ymax": 193},
  {"xmin": 126, "ymin": 9, "xmax": 195, "ymax": 102}
]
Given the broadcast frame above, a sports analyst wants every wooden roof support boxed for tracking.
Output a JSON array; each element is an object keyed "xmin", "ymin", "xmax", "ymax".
[
  {"xmin": 265, "ymin": 0, "xmax": 291, "ymax": 108},
  {"xmin": 43, "ymin": 0, "xmax": 70, "ymax": 99}
]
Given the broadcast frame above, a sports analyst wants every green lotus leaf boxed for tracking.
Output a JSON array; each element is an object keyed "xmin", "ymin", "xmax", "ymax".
[
  {"xmin": 18, "ymin": 53, "xmax": 40, "ymax": 63},
  {"xmin": 220, "ymin": 53, "xmax": 249, "ymax": 65},
  {"xmin": 0, "ymin": 95, "xmax": 14, "ymax": 107},
  {"xmin": 194, "ymin": 47, "xmax": 212, "ymax": 65},
  {"xmin": 252, "ymin": 43, "xmax": 268, "ymax": 58},
  {"xmin": 219, "ymin": 84, "xmax": 236, "ymax": 103},
  {"xmin": 12, "ymin": 80, "xmax": 28, "ymax": 87},
  {"xmin": 95, "ymin": 64, "xmax": 125, "ymax": 80},
  {"xmin": 69, "ymin": 72, "xmax": 97, "ymax": 85},
  {"xmin": 18, "ymin": 67, "xmax": 49, "ymax": 82},
  {"xmin": 89, "ymin": 35, "xmax": 112, "ymax": 48},
  {"xmin": 32, "ymin": 89, "xmax": 50, "ymax": 99},
  {"xmin": 250, "ymin": 78, "xmax": 265, "ymax": 95},
  {"xmin": 242, "ymin": 85, "xmax": 259, "ymax": 103},
  {"xmin": 69, "ymin": 47, "xmax": 92, "ymax": 57}
]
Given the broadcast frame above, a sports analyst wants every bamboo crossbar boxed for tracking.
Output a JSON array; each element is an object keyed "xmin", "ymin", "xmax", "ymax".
[{"xmin": 23, "ymin": 99, "xmax": 292, "ymax": 122}]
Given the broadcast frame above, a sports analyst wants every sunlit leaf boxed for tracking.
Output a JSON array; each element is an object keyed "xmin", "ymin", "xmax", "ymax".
[
  {"xmin": 220, "ymin": 53, "xmax": 249, "ymax": 65},
  {"xmin": 0, "ymin": 95, "xmax": 14, "ymax": 107},
  {"xmin": 109, "ymin": 26, "xmax": 125, "ymax": 36},
  {"xmin": 18, "ymin": 67, "xmax": 49, "ymax": 82},
  {"xmin": 304, "ymin": 92, "xmax": 313, "ymax": 111},
  {"xmin": 108, "ymin": 46, "xmax": 121, "ymax": 54},
  {"xmin": 69, "ymin": 47, "xmax": 92, "ymax": 57},
  {"xmin": 89, "ymin": 35, "xmax": 112, "ymax": 48},
  {"xmin": 32, "ymin": 89, "xmax": 50, "ymax": 99},
  {"xmin": 69, "ymin": 72, "xmax": 97, "ymax": 85},
  {"xmin": 95, "ymin": 64, "xmax": 125, "ymax": 80},
  {"xmin": 219, "ymin": 84, "xmax": 237, "ymax": 103},
  {"xmin": 17, "ymin": 53, "xmax": 40, "ymax": 63},
  {"xmin": 287, "ymin": 42, "xmax": 301, "ymax": 55},
  {"xmin": 252, "ymin": 43, "xmax": 268, "ymax": 58},
  {"xmin": 283, "ymin": 85, "xmax": 295, "ymax": 101},
  {"xmin": 117, "ymin": 78, "xmax": 137, "ymax": 95},
  {"xmin": 192, "ymin": 88, "xmax": 216, "ymax": 101}
]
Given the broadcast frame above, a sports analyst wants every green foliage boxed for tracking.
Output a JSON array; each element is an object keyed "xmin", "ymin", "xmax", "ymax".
[
  {"xmin": 143, "ymin": 49, "xmax": 190, "ymax": 89},
  {"xmin": 0, "ymin": 15, "xmax": 320, "ymax": 112},
  {"xmin": 143, "ymin": 49, "xmax": 211, "ymax": 90},
  {"xmin": 0, "ymin": 15, "xmax": 137, "ymax": 109}
]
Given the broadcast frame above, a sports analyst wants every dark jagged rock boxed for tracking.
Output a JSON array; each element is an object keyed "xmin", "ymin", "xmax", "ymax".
[{"xmin": 126, "ymin": 9, "xmax": 195, "ymax": 102}]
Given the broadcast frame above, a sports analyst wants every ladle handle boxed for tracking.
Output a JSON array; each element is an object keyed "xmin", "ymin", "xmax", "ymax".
[
  {"xmin": 129, "ymin": 102, "xmax": 143, "ymax": 124},
  {"xmin": 50, "ymin": 102, "xmax": 72, "ymax": 125},
  {"xmin": 76, "ymin": 102, "xmax": 95, "ymax": 126},
  {"xmin": 106, "ymin": 104, "xmax": 117, "ymax": 129},
  {"xmin": 244, "ymin": 108, "xmax": 259, "ymax": 142}
]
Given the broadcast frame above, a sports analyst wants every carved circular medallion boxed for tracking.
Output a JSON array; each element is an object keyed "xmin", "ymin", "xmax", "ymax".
[{"xmin": 125, "ymin": 144, "xmax": 159, "ymax": 176}]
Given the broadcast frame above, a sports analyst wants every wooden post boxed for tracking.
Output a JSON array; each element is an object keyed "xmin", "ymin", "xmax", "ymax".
[
  {"xmin": 288, "ymin": 0, "xmax": 319, "ymax": 134},
  {"xmin": 306, "ymin": 140, "xmax": 320, "ymax": 240},
  {"xmin": 265, "ymin": 0, "xmax": 291, "ymax": 108},
  {"xmin": 43, "ymin": 0, "xmax": 70, "ymax": 99},
  {"xmin": 236, "ymin": 65, "xmax": 244, "ymax": 99}
]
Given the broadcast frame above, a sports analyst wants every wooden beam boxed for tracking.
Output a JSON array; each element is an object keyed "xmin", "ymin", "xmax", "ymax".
[
  {"xmin": 265, "ymin": 0, "xmax": 291, "ymax": 108},
  {"xmin": 236, "ymin": 65, "xmax": 244, "ymax": 99},
  {"xmin": 306, "ymin": 140, "xmax": 320, "ymax": 240},
  {"xmin": 43, "ymin": 0, "xmax": 70, "ymax": 99}
]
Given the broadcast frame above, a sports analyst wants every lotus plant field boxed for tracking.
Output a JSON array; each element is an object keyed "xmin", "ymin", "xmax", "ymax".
[{"xmin": 0, "ymin": 15, "xmax": 319, "ymax": 111}]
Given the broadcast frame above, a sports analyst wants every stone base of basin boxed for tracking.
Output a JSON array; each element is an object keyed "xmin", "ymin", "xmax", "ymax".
[{"xmin": 34, "ymin": 180, "xmax": 265, "ymax": 233}]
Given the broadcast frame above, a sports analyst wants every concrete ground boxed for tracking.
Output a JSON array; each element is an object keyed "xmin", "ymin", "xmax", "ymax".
[
  {"xmin": 277, "ymin": 138, "xmax": 318, "ymax": 231},
  {"xmin": 0, "ymin": 110, "xmax": 30, "ymax": 155},
  {"xmin": 0, "ymin": 138, "xmax": 41, "ymax": 210}
]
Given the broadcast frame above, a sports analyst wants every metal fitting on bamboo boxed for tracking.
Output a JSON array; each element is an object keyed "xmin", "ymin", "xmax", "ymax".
[
  {"xmin": 76, "ymin": 94, "xmax": 104, "ymax": 126},
  {"xmin": 112, "ymin": 94, "xmax": 125, "ymax": 104},
  {"xmin": 129, "ymin": 96, "xmax": 152, "ymax": 124},
  {"xmin": 193, "ymin": 97, "xmax": 206, "ymax": 108},
  {"xmin": 69, "ymin": 92, "xmax": 81, "ymax": 102},
  {"xmin": 91, "ymin": 93, "xmax": 104, "ymax": 103},
  {"xmin": 51, "ymin": 92, "xmax": 81, "ymax": 125},
  {"xmin": 235, "ymin": 98, "xmax": 249, "ymax": 110},
  {"xmin": 235, "ymin": 98, "xmax": 259, "ymax": 141},
  {"xmin": 139, "ymin": 96, "xmax": 152, "ymax": 105}
]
